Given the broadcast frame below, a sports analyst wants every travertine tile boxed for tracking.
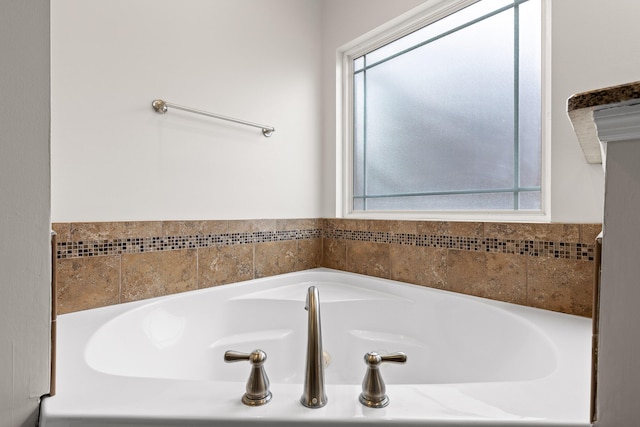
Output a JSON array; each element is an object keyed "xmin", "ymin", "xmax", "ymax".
[
  {"xmin": 416, "ymin": 221, "xmax": 483, "ymax": 237},
  {"xmin": 228, "ymin": 219, "xmax": 277, "ymax": 234},
  {"xmin": 323, "ymin": 238, "xmax": 346, "ymax": 271},
  {"xmin": 162, "ymin": 220, "xmax": 228, "ymax": 236},
  {"xmin": 485, "ymin": 252, "xmax": 527, "ymax": 305},
  {"xmin": 448, "ymin": 221, "xmax": 485, "ymax": 237},
  {"xmin": 254, "ymin": 240, "xmax": 298, "ymax": 278},
  {"xmin": 484, "ymin": 223, "xmax": 580, "ymax": 242},
  {"xmin": 254, "ymin": 239, "xmax": 318, "ymax": 278},
  {"xmin": 389, "ymin": 245, "xmax": 446, "ymax": 289},
  {"xmin": 340, "ymin": 219, "xmax": 370, "ymax": 232},
  {"xmin": 71, "ymin": 221, "xmax": 162, "ymax": 241},
  {"xmin": 276, "ymin": 218, "xmax": 321, "ymax": 231},
  {"xmin": 364, "ymin": 220, "xmax": 388, "ymax": 232},
  {"xmin": 346, "ymin": 241, "xmax": 390, "ymax": 279},
  {"xmin": 527, "ymin": 257, "xmax": 594, "ymax": 317},
  {"xmin": 366, "ymin": 220, "xmax": 418, "ymax": 234},
  {"xmin": 389, "ymin": 220, "xmax": 419, "ymax": 236},
  {"xmin": 121, "ymin": 249, "xmax": 197, "ymax": 302},
  {"xmin": 323, "ymin": 218, "xmax": 344, "ymax": 232},
  {"xmin": 297, "ymin": 238, "xmax": 323, "ymax": 270},
  {"xmin": 445, "ymin": 249, "xmax": 488, "ymax": 297},
  {"xmin": 446, "ymin": 250, "xmax": 527, "ymax": 304},
  {"xmin": 580, "ymin": 224, "xmax": 603, "ymax": 243},
  {"xmin": 198, "ymin": 244, "xmax": 253, "ymax": 288},
  {"xmin": 415, "ymin": 221, "xmax": 450, "ymax": 236},
  {"xmin": 51, "ymin": 223, "xmax": 71, "ymax": 242},
  {"xmin": 57, "ymin": 256, "xmax": 120, "ymax": 314}
]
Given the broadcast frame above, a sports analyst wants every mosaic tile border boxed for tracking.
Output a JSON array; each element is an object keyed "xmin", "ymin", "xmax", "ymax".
[
  {"xmin": 57, "ymin": 227, "xmax": 595, "ymax": 261},
  {"xmin": 326, "ymin": 229, "xmax": 594, "ymax": 261},
  {"xmin": 56, "ymin": 229, "xmax": 322, "ymax": 259}
]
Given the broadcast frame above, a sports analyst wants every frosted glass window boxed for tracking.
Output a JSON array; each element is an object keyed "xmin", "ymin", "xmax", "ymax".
[{"xmin": 351, "ymin": 0, "xmax": 541, "ymax": 212}]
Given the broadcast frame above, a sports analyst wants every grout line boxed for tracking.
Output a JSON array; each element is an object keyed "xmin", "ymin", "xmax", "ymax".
[
  {"xmin": 118, "ymin": 254, "xmax": 122, "ymax": 305},
  {"xmin": 252, "ymin": 241, "xmax": 256, "ymax": 280},
  {"xmin": 196, "ymin": 248, "xmax": 200, "ymax": 290}
]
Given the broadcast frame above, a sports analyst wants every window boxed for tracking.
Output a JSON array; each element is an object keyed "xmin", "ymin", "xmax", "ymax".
[{"xmin": 344, "ymin": 0, "xmax": 543, "ymax": 218}]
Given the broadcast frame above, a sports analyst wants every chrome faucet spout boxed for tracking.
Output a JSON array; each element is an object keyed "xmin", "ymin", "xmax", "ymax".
[{"xmin": 300, "ymin": 286, "xmax": 327, "ymax": 408}]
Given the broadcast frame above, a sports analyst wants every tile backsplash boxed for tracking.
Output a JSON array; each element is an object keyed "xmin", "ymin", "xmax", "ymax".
[{"xmin": 52, "ymin": 219, "xmax": 600, "ymax": 317}]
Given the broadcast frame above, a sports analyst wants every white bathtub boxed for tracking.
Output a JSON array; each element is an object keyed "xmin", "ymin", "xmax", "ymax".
[{"xmin": 40, "ymin": 268, "xmax": 591, "ymax": 426}]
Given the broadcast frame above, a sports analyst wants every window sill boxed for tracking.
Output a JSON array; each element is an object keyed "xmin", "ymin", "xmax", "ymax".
[{"xmin": 343, "ymin": 209, "xmax": 550, "ymax": 223}]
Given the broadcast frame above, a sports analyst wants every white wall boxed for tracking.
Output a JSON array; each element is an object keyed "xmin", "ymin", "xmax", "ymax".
[
  {"xmin": 51, "ymin": 0, "xmax": 323, "ymax": 222},
  {"xmin": 0, "ymin": 0, "xmax": 51, "ymax": 426},
  {"xmin": 53, "ymin": 0, "xmax": 640, "ymax": 224},
  {"xmin": 548, "ymin": 0, "xmax": 640, "ymax": 222}
]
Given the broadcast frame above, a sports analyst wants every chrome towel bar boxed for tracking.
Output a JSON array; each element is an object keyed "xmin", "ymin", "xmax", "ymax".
[{"xmin": 151, "ymin": 99, "xmax": 275, "ymax": 137}]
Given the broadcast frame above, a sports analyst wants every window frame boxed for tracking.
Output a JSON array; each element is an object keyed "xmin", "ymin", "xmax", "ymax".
[{"xmin": 337, "ymin": 0, "xmax": 550, "ymax": 222}]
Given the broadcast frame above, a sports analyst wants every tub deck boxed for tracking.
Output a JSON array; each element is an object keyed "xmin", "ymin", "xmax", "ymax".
[{"xmin": 40, "ymin": 268, "xmax": 592, "ymax": 426}]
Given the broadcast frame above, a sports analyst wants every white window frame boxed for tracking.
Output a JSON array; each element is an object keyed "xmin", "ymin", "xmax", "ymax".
[{"xmin": 337, "ymin": 0, "xmax": 551, "ymax": 222}]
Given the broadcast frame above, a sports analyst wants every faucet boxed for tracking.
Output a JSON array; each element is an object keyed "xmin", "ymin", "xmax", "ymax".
[{"xmin": 300, "ymin": 286, "xmax": 327, "ymax": 408}]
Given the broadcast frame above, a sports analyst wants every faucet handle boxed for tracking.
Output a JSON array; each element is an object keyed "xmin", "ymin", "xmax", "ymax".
[
  {"xmin": 359, "ymin": 351, "xmax": 407, "ymax": 408},
  {"xmin": 378, "ymin": 352, "xmax": 407, "ymax": 364},
  {"xmin": 224, "ymin": 349, "xmax": 272, "ymax": 406}
]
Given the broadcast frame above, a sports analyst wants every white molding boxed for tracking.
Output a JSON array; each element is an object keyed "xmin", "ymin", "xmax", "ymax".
[
  {"xmin": 594, "ymin": 103, "xmax": 640, "ymax": 142},
  {"xmin": 344, "ymin": 209, "xmax": 550, "ymax": 223},
  {"xmin": 337, "ymin": 0, "xmax": 550, "ymax": 221},
  {"xmin": 338, "ymin": 0, "xmax": 479, "ymax": 59}
]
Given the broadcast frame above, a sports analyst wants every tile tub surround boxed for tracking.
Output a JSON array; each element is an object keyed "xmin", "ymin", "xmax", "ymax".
[
  {"xmin": 52, "ymin": 219, "xmax": 600, "ymax": 317},
  {"xmin": 52, "ymin": 219, "xmax": 323, "ymax": 314}
]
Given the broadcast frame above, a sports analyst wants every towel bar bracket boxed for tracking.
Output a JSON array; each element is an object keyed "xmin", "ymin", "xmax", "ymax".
[{"xmin": 152, "ymin": 99, "xmax": 168, "ymax": 114}]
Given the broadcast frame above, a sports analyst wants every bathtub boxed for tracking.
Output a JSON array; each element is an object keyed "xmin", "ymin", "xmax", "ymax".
[{"xmin": 40, "ymin": 268, "xmax": 591, "ymax": 426}]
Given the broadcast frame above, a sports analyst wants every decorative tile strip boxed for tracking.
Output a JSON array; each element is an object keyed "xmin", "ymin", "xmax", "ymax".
[
  {"xmin": 388, "ymin": 233, "xmax": 415, "ymax": 246},
  {"xmin": 57, "ymin": 226, "xmax": 593, "ymax": 261},
  {"xmin": 324, "ymin": 229, "xmax": 595, "ymax": 261},
  {"xmin": 57, "ymin": 229, "xmax": 322, "ymax": 259}
]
